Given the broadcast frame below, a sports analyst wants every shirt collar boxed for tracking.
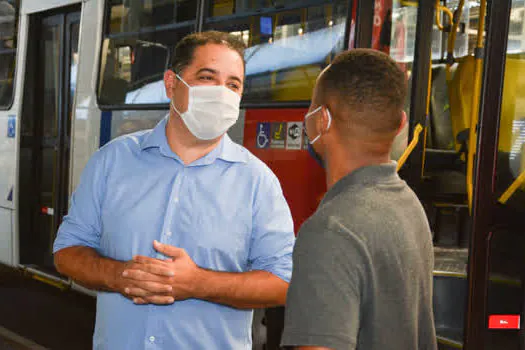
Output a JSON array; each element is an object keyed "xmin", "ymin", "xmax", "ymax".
[
  {"xmin": 321, "ymin": 162, "xmax": 399, "ymax": 205},
  {"xmin": 140, "ymin": 115, "xmax": 169, "ymax": 151},
  {"xmin": 140, "ymin": 115, "xmax": 248, "ymax": 165}
]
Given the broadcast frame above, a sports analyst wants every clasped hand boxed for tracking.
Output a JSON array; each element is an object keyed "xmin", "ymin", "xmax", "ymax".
[{"xmin": 119, "ymin": 240, "xmax": 202, "ymax": 305}]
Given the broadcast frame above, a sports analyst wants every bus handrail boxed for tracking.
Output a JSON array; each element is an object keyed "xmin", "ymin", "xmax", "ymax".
[
  {"xmin": 498, "ymin": 170, "xmax": 525, "ymax": 204},
  {"xmin": 435, "ymin": 0, "xmax": 454, "ymax": 31},
  {"xmin": 467, "ymin": 0, "xmax": 487, "ymax": 212},
  {"xmin": 446, "ymin": 0, "xmax": 466, "ymax": 80},
  {"xmin": 397, "ymin": 123, "xmax": 424, "ymax": 172}
]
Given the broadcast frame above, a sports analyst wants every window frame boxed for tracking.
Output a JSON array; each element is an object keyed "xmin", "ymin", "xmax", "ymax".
[
  {"xmin": 96, "ymin": 0, "xmax": 354, "ymax": 111},
  {"xmin": 97, "ymin": 0, "xmax": 198, "ymax": 110},
  {"xmin": 0, "ymin": 0, "xmax": 21, "ymax": 111}
]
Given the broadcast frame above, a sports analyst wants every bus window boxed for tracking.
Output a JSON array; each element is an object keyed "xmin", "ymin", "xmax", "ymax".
[
  {"xmin": 387, "ymin": 1, "xmax": 424, "ymax": 160},
  {"xmin": 389, "ymin": 1, "xmax": 444, "ymax": 64},
  {"xmin": 205, "ymin": 0, "xmax": 349, "ymax": 103},
  {"xmin": 0, "ymin": 0, "xmax": 19, "ymax": 108},
  {"xmin": 209, "ymin": 0, "xmax": 307, "ymax": 17},
  {"xmin": 98, "ymin": 1, "xmax": 195, "ymax": 106},
  {"xmin": 107, "ymin": 0, "xmax": 196, "ymax": 34},
  {"xmin": 496, "ymin": 2, "xmax": 525, "ymax": 211}
]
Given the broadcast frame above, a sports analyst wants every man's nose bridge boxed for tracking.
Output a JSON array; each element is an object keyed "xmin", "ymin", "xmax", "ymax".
[{"xmin": 216, "ymin": 77, "xmax": 228, "ymax": 87}]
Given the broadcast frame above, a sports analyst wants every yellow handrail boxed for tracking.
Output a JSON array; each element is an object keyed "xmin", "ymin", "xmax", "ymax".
[
  {"xmin": 446, "ymin": 0, "xmax": 465, "ymax": 80},
  {"xmin": 397, "ymin": 124, "xmax": 424, "ymax": 171},
  {"xmin": 499, "ymin": 170, "xmax": 525, "ymax": 204},
  {"xmin": 421, "ymin": 46, "xmax": 434, "ymax": 178},
  {"xmin": 435, "ymin": 0, "xmax": 454, "ymax": 31},
  {"xmin": 466, "ymin": 0, "xmax": 487, "ymax": 212}
]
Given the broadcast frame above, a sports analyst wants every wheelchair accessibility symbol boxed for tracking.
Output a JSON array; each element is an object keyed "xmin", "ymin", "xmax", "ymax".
[
  {"xmin": 256, "ymin": 122, "xmax": 270, "ymax": 149},
  {"xmin": 7, "ymin": 115, "xmax": 15, "ymax": 138}
]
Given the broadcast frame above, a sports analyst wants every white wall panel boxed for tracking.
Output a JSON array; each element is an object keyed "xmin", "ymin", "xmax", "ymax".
[{"xmin": 0, "ymin": 208, "xmax": 13, "ymax": 265}]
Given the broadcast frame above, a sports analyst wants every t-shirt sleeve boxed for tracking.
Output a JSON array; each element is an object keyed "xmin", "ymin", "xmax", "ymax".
[{"xmin": 281, "ymin": 218, "xmax": 367, "ymax": 350}]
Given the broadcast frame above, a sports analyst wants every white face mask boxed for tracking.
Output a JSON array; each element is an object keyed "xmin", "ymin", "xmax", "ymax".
[{"xmin": 171, "ymin": 74, "xmax": 241, "ymax": 140}]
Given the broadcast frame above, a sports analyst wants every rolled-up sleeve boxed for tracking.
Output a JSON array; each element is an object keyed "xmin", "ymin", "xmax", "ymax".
[
  {"xmin": 248, "ymin": 171, "xmax": 295, "ymax": 282},
  {"xmin": 53, "ymin": 150, "xmax": 106, "ymax": 253}
]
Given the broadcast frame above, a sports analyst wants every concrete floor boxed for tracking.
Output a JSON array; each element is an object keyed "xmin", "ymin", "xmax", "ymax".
[{"xmin": 0, "ymin": 265, "xmax": 95, "ymax": 350}]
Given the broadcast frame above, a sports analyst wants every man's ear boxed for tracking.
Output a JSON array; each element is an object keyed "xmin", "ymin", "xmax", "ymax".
[
  {"xmin": 397, "ymin": 111, "xmax": 408, "ymax": 136},
  {"xmin": 164, "ymin": 70, "xmax": 176, "ymax": 100},
  {"xmin": 321, "ymin": 105, "xmax": 333, "ymax": 134}
]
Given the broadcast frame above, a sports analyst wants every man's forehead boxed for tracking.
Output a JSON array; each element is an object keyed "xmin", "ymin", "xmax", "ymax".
[
  {"xmin": 190, "ymin": 44, "xmax": 244, "ymax": 77},
  {"xmin": 192, "ymin": 44, "xmax": 242, "ymax": 63}
]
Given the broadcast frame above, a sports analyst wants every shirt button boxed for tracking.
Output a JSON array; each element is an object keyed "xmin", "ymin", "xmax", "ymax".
[
  {"xmin": 149, "ymin": 336, "xmax": 155, "ymax": 343},
  {"xmin": 174, "ymin": 197, "xmax": 179, "ymax": 203},
  {"xmin": 166, "ymin": 231, "xmax": 172, "ymax": 237}
]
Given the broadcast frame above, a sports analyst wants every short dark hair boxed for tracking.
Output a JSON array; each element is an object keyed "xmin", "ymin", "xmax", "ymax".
[
  {"xmin": 317, "ymin": 49, "xmax": 407, "ymax": 135},
  {"xmin": 171, "ymin": 31, "xmax": 246, "ymax": 74}
]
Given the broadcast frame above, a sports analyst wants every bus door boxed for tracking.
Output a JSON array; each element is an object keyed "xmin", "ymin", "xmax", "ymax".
[
  {"xmin": 18, "ymin": 6, "xmax": 80, "ymax": 273},
  {"xmin": 380, "ymin": 1, "xmax": 525, "ymax": 349},
  {"xmin": 473, "ymin": 1, "xmax": 525, "ymax": 349}
]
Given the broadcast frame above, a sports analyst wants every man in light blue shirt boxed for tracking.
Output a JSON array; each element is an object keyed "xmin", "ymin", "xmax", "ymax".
[{"xmin": 53, "ymin": 31, "xmax": 295, "ymax": 349}]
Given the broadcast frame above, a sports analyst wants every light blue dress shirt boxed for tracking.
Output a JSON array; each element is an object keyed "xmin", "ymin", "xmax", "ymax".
[{"xmin": 53, "ymin": 116, "xmax": 295, "ymax": 350}]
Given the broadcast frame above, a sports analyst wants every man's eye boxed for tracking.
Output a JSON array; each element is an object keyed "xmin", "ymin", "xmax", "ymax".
[
  {"xmin": 199, "ymin": 76, "xmax": 213, "ymax": 81},
  {"xmin": 229, "ymin": 83, "xmax": 240, "ymax": 90}
]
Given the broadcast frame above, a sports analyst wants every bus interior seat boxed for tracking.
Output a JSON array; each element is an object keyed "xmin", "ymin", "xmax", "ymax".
[
  {"xmin": 447, "ymin": 55, "xmax": 523, "ymax": 156},
  {"xmin": 424, "ymin": 64, "xmax": 467, "ymax": 199},
  {"xmin": 429, "ymin": 65, "xmax": 455, "ymax": 151}
]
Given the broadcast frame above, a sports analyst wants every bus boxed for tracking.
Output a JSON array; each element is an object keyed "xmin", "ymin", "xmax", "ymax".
[{"xmin": 0, "ymin": 0, "xmax": 522, "ymax": 349}]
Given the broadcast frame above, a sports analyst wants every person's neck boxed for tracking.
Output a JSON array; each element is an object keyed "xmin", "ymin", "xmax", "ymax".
[
  {"xmin": 165, "ymin": 112, "xmax": 222, "ymax": 165},
  {"xmin": 324, "ymin": 143, "xmax": 391, "ymax": 189}
]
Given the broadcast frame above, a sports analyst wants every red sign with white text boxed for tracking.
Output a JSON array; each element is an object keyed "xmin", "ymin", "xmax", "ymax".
[{"xmin": 488, "ymin": 315, "xmax": 520, "ymax": 329}]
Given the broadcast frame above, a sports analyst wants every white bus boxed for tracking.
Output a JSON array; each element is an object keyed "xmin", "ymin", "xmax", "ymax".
[{"xmin": 0, "ymin": 1, "xmax": 524, "ymax": 349}]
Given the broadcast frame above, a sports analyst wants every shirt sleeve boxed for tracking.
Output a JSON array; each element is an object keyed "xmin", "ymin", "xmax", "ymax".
[
  {"xmin": 53, "ymin": 149, "xmax": 107, "ymax": 253},
  {"xmin": 281, "ymin": 219, "xmax": 367, "ymax": 350},
  {"xmin": 248, "ymin": 170, "xmax": 295, "ymax": 282}
]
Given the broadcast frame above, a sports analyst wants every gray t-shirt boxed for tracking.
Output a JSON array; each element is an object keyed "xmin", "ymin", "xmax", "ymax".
[{"xmin": 281, "ymin": 163, "xmax": 437, "ymax": 350}]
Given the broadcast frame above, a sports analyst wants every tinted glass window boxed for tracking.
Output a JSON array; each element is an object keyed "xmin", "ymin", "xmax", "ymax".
[{"xmin": 0, "ymin": 0, "xmax": 19, "ymax": 108}]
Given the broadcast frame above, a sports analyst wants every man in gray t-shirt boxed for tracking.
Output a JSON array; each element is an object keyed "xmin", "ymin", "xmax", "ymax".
[{"xmin": 281, "ymin": 49, "xmax": 437, "ymax": 350}]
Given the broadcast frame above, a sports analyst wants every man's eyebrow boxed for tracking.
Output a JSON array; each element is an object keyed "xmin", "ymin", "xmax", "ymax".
[
  {"xmin": 196, "ymin": 67, "xmax": 218, "ymax": 75},
  {"xmin": 229, "ymin": 75, "xmax": 243, "ymax": 84}
]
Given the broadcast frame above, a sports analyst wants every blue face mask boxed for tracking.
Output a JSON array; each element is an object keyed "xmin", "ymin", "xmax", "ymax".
[
  {"xmin": 307, "ymin": 142, "xmax": 325, "ymax": 168},
  {"xmin": 304, "ymin": 106, "xmax": 332, "ymax": 168}
]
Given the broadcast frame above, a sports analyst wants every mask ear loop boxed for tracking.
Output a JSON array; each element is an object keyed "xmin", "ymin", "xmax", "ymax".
[
  {"xmin": 304, "ymin": 106, "xmax": 322, "ymax": 144},
  {"xmin": 175, "ymin": 74, "xmax": 191, "ymax": 88},
  {"xmin": 304, "ymin": 105, "xmax": 323, "ymax": 121},
  {"xmin": 307, "ymin": 106, "xmax": 332, "ymax": 144},
  {"xmin": 326, "ymin": 108, "xmax": 332, "ymax": 131},
  {"xmin": 171, "ymin": 101, "xmax": 183, "ymax": 116},
  {"xmin": 171, "ymin": 74, "xmax": 191, "ymax": 116}
]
